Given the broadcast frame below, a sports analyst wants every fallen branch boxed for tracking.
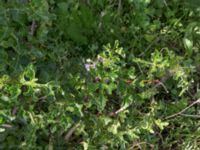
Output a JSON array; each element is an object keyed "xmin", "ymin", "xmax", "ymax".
[{"xmin": 165, "ymin": 99, "xmax": 200, "ymax": 120}]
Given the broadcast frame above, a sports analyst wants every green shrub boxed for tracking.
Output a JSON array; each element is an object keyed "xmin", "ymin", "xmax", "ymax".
[{"xmin": 0, "ymin": 0, "xmax": 200, "ymax": 149}]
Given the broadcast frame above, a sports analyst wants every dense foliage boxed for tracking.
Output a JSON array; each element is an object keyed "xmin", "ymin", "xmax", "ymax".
[{"xmin": 0, "ymin": 0, "xmax": 200, "ymax": 149}]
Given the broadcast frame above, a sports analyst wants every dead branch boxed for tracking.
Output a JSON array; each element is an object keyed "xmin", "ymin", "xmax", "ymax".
[{"xmin": 165, "ymin": 99, "xmax": 200, "ymax": 120}]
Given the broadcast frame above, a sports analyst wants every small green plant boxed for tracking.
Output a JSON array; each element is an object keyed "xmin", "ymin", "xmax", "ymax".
[{"xmin": 0, "ymin": 0, "xmax": 200, "ymax": 149}]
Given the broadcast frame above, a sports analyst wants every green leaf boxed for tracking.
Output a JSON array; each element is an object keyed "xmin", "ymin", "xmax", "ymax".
[
  {"xmin": 183, "ymin": 38, "xmax": 193, "ymax": 56},
  {"xmin": 155, "ymin": 119, "xmax": 169, "ymax": 130},
  {"xmin": 22, "ymin": 64, "xmax": 36, "ymax": 81},
  {"xmin": 108, "ymin": 121, "xmax": 120, "ymax": 135},
  {"xmin": 96, "ymin": 94, "xmax": 107, "ymax": 112}
]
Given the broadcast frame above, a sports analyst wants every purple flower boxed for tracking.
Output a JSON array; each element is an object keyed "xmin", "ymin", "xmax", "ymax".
[
  {"xmin": 85, "ymin": 63, "xmax": 96, "ymax": 71},
  {"xmin": 85, "ymin": 64, "xmax": 91, "ymax": 71}
]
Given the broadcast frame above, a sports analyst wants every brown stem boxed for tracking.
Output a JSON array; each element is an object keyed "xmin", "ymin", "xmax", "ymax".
[
  {"xmin": 64, "ymin": 122, "xmax": 81, "ymax": 142},
  {"xmin": 30, "ymin": 20, "xmax": 37, "ymax": 36},
  {"xmin": 0, "ymin": 124, "xmax": 13, "ymax": 128},
  {"xmin": 165, "ymin": 99, "xmax": 200, "ymax": 120}
]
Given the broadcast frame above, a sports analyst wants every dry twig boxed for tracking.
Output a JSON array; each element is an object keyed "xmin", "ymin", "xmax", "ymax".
[
  {"xmin": 165, "ymin": 99, "xmax": 200, "ymax": 120},
  {"xmin": 64, "ymin": 121, "xmax": 81, "ymax": 142},
  {"xmin": 0, "ymin": 124, "xmax": 13, "ymax": 129},
  {"xmin": 108, "ymin": 105, "xmax": 129, "ymax": 117},
  {"xmin": 30, "ymin": 20, "xmax": 37, "ymax": 36},
  {"xmin": 180, "ymin": 113, "xmax": 200, "ymax": 118}
]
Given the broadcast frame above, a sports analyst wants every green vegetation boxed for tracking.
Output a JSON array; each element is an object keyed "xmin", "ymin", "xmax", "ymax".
[{"xmin": 0, "ymin": 0, "xmax": 200, "ymax": 149}]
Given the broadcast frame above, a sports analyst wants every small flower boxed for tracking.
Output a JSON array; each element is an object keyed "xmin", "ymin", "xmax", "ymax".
[
  {"xmin": 85, "ymin": 63, "xmax": 96, "ymax": 71},
  {"xmin": 85, "ymin": 64, "xmax": 91, "ymax": 71}
]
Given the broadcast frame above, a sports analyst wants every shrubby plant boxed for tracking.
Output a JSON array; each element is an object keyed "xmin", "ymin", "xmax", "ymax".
[{"xmin": 0, "ymin": 0, "xmax": 200, "ymax": 149}]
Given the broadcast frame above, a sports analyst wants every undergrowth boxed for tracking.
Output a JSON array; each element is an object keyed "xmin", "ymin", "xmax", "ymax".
[{"xmin": 0, "ymin": 0, "xmax": 200, "ymax": 149}]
